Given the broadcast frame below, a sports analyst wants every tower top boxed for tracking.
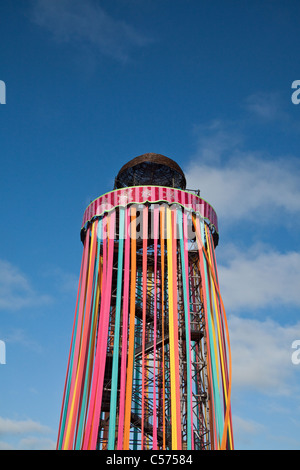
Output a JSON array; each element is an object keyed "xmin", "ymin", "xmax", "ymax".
[{"xmin": 114, "ymin": 153, "xmax": 186, "ymax": 190}]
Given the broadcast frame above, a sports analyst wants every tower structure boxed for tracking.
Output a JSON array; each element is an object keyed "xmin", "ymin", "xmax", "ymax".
[{"xmin": 57, "ymin": 153, "xmax": 233, "ymax": 450}]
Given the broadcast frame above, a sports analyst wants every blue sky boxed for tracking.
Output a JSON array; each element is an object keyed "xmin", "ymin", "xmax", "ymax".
[{"xmin": 1, "ymin": 0, "xmax": 300, "ymax": 450}]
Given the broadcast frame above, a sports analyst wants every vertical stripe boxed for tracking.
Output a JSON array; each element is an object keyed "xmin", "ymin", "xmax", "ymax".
[
  {"xmin": 152, "ymin": 206, "xmax": 159, "ymax": 449},
  {"xmin": 192, "ymin": 215, "xmax": 218, "ymax": 448},
  {"xmin": 58, "ymin": 196, "xmax": 232, "ymax": 451},
  {"xmin": 123, "ymin": 206, "xmax": 137, "ymax": 449},
  {"xmin": 82, "ymin": 218, "xmax": 107, "ymax": 448},
  {"xmin": 205, "ymin": 226, "xmax": 233, "ymax": 450},
  {"xmin": 61, "ymin": 226, "xmax": 91, "ymax": 449},
  {"xmin": 193, "ymin": 214, "xmax": 233, "ymax": 450},
  {"xmin": 83, "ymin": 212, "xmax": 115, "ymax": 449},
  {"xmin": 117, "ymin": 208, "xmax": 130, "ymax": 449},
  {"xmin": 160, "ymin": 205, "xmax": 166, "ymax": 450},
  {"xmin": 141, "ymin": 205, "xmax": 148, "ymax": 449},
  {"xmin": 63, "ymin": 221, "xmax": 98, "ymax": 449},
  {"xmin": 178, "ymin": 210, "xmax": 193, "ymax": 449},
  {"xmin": 75, "ymin": 220, "xmax": 102, "ymax": 448},
  {"xmin": 57, "ymin": 228, "xmax": 89, "ymax": 448},
  {"xmin": 171, "ymin": 209, "xmax": 182, "ymax": 449},
  {"xmin": 166, "ymin": 206, "xmax": 178, "ymax": 449},
  {"xmin": 108, "ymin": 208, "xmax": 125, "ymax": 449}
]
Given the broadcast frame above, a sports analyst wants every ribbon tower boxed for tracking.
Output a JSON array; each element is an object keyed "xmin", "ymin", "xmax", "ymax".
[{"xmin": 57, "ymin": 154, "xmax": 233, "ymax": 450}]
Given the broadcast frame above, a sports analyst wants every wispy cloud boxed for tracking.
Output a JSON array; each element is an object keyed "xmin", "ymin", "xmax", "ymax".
[
  {"xmin": 189, "ymin": 119, "xmax": 243, "ymax": 164},
  {"xmin": 0, "ymin": 417, "xmax": 55, "ymax": 450},
  {"xmin": 218, "ymin": 244, "xmax": 300, "ymax": 310},
  {"xmin": 43, "ymin": 266, "xmax": 78, "ymax": 294},
  {"xmin": 244, "ymin": 91, "xmax": 289, "ymax": 122},
  {"xmin": 19, "ymin": 436, "xmax": 55, "ymax": 450},
  {"xmin": 0, "ymin": 259, "xmax": 51, "ymax": 311},
  {"xmin": 30, "ymin": 0, "xmax": 153, "ymax": 63},
  {"xmin": 229, "ymin": 315, "xmax": 300, "ymax": 395},
  {"xmin": 3, "ymin": 328, "xmax": 43, "ymax": 353},
  {"xmin": 0, "ymin": 440, "xmax": 13, "ymax": 450},
  {"xmin": 232, "ymin": 415, "xmax": 265, "ymax": 447},
  {"xmin": 185, "ymin": 113, "xmax": 300, "ymax": 410},
  {"xmin": 185, "ymin": 121, "xmax": 300, "ymax": 223},
  {"xmin": 0, "ymin": 417, "xmax": 51, "ymax": 435}
]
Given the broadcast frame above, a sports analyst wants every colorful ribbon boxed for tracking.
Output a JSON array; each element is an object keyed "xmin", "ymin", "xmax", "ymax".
[{"xmin": 57, "ymin": 192, "xmax": 233, "ymax": 450}]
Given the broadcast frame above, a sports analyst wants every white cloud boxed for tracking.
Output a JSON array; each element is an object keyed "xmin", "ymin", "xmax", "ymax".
[
  {"xmin": 229, "ymin": 315, "xmax": 300, "ymax": 395},
  {"xmin": 0, "ymin": 417, "xmax": 51, "ymax": 435},
  {"xmin": 0, "ymin": 259, "xmax": 51, "ymax": 311},
  {"xmin": 185, "ymin": 121, "xmax": 300, "ymax": 224},
  {"xmin": 0, "ymin": 417, "xmax": 55, "ymax": 450},
  {"xmin": 232, "ymin": 415, "xmax": 265, "ymax": 438},
  {"xmin": 185, "ymin": 153, "xmax": 300, "ymax": 224},
  {"xmin": 3, "ymin": 328, "xmax": 43, "ymax": 353},
  {"xmin": 43, "ymin": 266, "xmax": 78, "ymax": 294},
  {"xmin": 0, "ymin": 440, "xmax": 13, "ymax": 450},
  {"xmin": 19, "ymin": 436, "xmax": 56, "ymax": 450},
  {"xmin": 231, "ymin": 414, "xmax": 268, "ymax": 449},
  {"xmin": 245, "ymin": 91, "xmax": 288, "ymax": 122},
  {"xmin": 189, "ymin": 119, "xmax": 243, "ymax": 164},
  {"xmin": 30, "ymin": 0, "xmax": 153, "ymax": 63},
  {"xmin": 218, "ymin": 244, "xmax": 300, "ymax": 311}
]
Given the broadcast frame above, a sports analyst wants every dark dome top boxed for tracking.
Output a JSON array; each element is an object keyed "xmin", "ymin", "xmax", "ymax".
[{"xmin": 114, "ymin": 153, "xmax": 186, "ymax": 190}]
